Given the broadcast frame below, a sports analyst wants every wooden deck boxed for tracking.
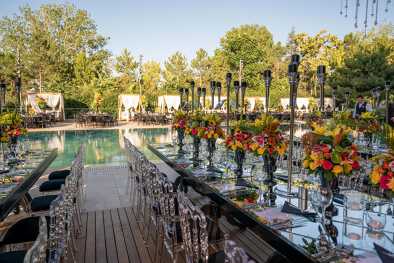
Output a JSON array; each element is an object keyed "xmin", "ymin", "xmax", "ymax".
[{"xmin": 76, "ymin": 207, "xmax": 154, "ymax": 263}]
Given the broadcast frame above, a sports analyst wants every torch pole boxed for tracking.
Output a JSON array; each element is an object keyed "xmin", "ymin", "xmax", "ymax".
[{"xmin": 226, "ymin": 73, "xmax": 232, "ymax": 134}]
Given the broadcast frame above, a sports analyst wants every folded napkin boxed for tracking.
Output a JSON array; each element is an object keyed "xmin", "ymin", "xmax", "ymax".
[
  {"xmin": 281, "ymin": 201, "xmax": 317, "ymax": 222},
  {"xmin": 374, "ymin": 243, "xmax": 394, "ymax": 263}
]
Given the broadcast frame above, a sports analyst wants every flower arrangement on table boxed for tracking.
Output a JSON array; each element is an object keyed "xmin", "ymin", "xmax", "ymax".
[
  {"xmin": 185, "ymin": 111, "xmax": 205, "ymax": 138},
  {"xmin": 201, "ymin": 113, "xmax": 224, "ymax": 170},
  {"xmin": 305, "ymin": 110, "xmax": 324, "ymax": 128},
  {"xmin": 369, "ymin": 152, "xmax": 394, "ymax": 194},
  {"xmin": 232, "ymin": 189, "xmax": 259, "ymax": 207},
  {"xmin": 302, "ymin": 123, "xmax": 361, "ymax": 185},
  {"xmin": 0, "ymin": 112, "xmax": 27, "ymax": 144},
  {"xmin": 249, "ymin": 115, "xmax": 288, "ymax": 158},
  {"xmin": 332, "ymin": 111, "xmax": 355, "ymax": 129},
  {"xmin": 356, "ymin": 111, "xmax": 381, "ymax": 134},
  {"xmin": 172, "ymin": 111, "xmax": 189, "ymax": 153},
  {"xmin": 225, "ymin": 120, "xmax": 254, "ymax": 177}
]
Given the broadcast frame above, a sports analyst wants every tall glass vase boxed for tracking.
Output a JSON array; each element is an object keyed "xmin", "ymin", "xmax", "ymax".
[
  {"xmin": 263, "ymin": 155, "xmax": 277, "ymax": 206},
  {"xmin": 192, "ymin": 136, "xmax": 201, "ymax": 167},
  {"xmin": 177, "ymin": 128, "xmax": 185, "ymax": 154},
  {"xmin": 206, "ymin": 138, "xmax": 216, "ymax": 171},
  {"xmin": 234, "ymin": 149, "xmax": 245, "ymax": 178}
]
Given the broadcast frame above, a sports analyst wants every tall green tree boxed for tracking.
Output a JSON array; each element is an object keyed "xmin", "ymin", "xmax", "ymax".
[
  {"xmin": 142, "ymin": 61, "xmax": 161, "ymax": 105},
  {"xmin": 219, "ymin": 24, "xmax": 282, "ymax": 90},
  {"xmin": 115, "ymin": 48, "xmax": 138, "ymax": 93},
  {"xmin": 191, "ymin": 48, "xmax": 210, "ymax": 87},
  {"xmin": 163, "ymin": 51, "xmax": 191, "ymax": 93}
]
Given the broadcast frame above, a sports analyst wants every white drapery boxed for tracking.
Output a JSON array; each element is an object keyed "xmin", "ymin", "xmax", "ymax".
[
  {"xmin": 280, "ymin": 97, "xmax": 333, "ymax": 112},
  {"xmin": 246, "ymin": 97, "xmax": 265, "ymax": 111},
  {"xmin": 118, "ymin": 95, "xmax": 141, "ymax": 120},
  {"xmin": 157, "ymin": 95, "xmax": 180, "ymax": 112},
  {"xmin": 26, "ymin": 92, "xmax": 65, "ymax": 120}
]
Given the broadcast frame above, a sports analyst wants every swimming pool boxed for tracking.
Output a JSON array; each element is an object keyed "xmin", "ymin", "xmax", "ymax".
[{"xmin": 24, "ymin": 127, "xmax": 172, "ymax": 169}]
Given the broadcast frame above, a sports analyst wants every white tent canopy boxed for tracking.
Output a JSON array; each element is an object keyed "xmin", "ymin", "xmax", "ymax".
[
  {"xmin": 280, "ymin": 97, "xmax": 333, "ymax": 112},
  {"xmin": 118, "ymin": 94, "xmax": 141, "ymax": 121},
  {"xmin": 246, "ymin": 97, "xmax": 266, "ymax": 111},
  {"xmin": 157, "ymin": 95, "xmax": 180, "ymax": 113},
  {"xmin": 26, "ymin": 91, "xmax": 65, "ymax": 120}
]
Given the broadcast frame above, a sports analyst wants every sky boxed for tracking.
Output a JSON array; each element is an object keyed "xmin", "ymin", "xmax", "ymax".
[{"xmin": 1, "ymin": 0, "xmax": 393, "ymax": 63}]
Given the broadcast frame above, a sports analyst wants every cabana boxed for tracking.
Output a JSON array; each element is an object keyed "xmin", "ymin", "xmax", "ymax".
[
  {"xmin": 26, "ymin": 90, "xmax": 65, "ymax": 121},
  {"xmin": 157, "ymin": 95, "xmax": 180, "ymax": 113},
  {"xmin": 246, "ymin": 97, "xmax": 265, "ymax": 112},
  {"xmin": 280, "ymin": 97, "xmax": 333, "ymax": 112},
  {"xmin": 118, "ymin": 95, "xmax": 141, "ymax": 121}
]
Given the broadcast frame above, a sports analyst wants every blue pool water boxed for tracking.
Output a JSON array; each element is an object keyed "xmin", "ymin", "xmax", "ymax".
[{"xmin": 24, "ymin": 128, "xmax": 172, "ymax": 169}]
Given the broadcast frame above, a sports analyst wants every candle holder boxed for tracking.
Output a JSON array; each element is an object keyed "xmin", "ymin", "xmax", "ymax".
[
  {"xmin": 190, "ymin": 80, "xmax": 195, "ymax": 112},
  {"xmin": 385, "ymin": 81, "xmax": 391, "ymax": 123},
  {"xmin": 210, "ymin": 81, "xmax": 216, "ymax": 110},
  {"xmin": 184, "ymin": 88, "xmax": 190, "ymax": 111},
  {"xmin": 345, "ymin": 91, "xmax": 351, "ymax": 109},
  {"xmin": 262, "ymin": 70, "xmax": 272, "ymax": 114},
  {"xmin": 332, "ymin": 86, "xmax": 337, "ymax": 111},
  {"xmin": 287, "ymin": 54, "xmax": 300, "ymax": 200},
  {"xmin": 201, "ymin": 87, "xmax": 207, "ymax": 109},
  {"xmin": 317, "ymin": 65, "xmax": 326, "ymax": 112},
  {"xmin": 241, "ymin": 81, "xmax": 247, "ymax": 117},
  {"xmin": 226, "ymin": 73, "xmax": 232, "ymax": 133},
  {"xmin": 372, "ymin": 87, "xmax": 381, "ymax": 109},
  {"xmin": 0, "ymin": 81, "xmax": 6, "ymax": 113},
  {"xmin": 14, "ymin": 77, "xmax": 21, "ymax": 112},
  {"xmin": 234, "ymin": 81, "xmax": 240, "ymax": 114},
  {"xmin": 197, "ymin": 87, "xmax": 202, "ymax": 110},
  {"xmin": 179, "ymin": 87, "xmax": 184, "ymax": 110},
  {"xmin": 216, "ymin": 82, "xmax": 222, "ymax": 110}
]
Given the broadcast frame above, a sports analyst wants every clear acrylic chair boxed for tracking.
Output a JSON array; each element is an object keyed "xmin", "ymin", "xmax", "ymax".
[{"xmin": 23, "ymin": 216, "xmax": 48, "ymax": 263}]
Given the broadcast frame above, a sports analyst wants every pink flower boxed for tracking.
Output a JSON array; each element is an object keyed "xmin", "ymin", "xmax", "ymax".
[
  {"xmin": 191, "ymin": 128, "xmax": 197, "ymax": 136},
  {"xmin": 380, "ymin": 175, "xmax": 391, "ymax": 190}
]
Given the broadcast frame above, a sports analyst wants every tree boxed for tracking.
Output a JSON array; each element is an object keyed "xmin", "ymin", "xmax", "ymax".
[
  {"xmin": 163, "ymin": 51, "xmax": 191, "ymax": 93},
  {"xmin": 330, "ymin": 25, "xmax": 394, "ymax": 94},
  {"xmin": 142, "ymin": 61, "xmax": 161, "ymax": 105},
  {"xmin": 287, "ymin": 30, "xmax": 344, "ymax": 96},
  {"xmin": 219, "ymin": 24, "xmax": 282, "ymax": 90},
  {"xmin": 191, "ymin": 48, "xmax": 210, "ymax": 87}
]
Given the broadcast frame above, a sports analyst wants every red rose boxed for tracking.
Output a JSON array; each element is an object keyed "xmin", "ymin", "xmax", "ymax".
[
  {"xmin": 380, "ymin": 175, "xmax": 391, "ymax": 190},
  {"xmin": 387, "ymin": 171, "xmax": 393, "ymax": 177},
  {"xmin": 352, "ymin": 161, "xmax": 360, "ymax": 170},
  {"xmin": 383, "ymin": 162, "xmax": 389, "ymax": 170},
  {"xmin": 322, "ymin": 160, "xmax": 333, "ymax": 171},
  {"xmin": 321, "ymin": 144, "xmax": 330, "ymax": 153},
  {"xmin": 191, "ymin": 128, "xmax": 197, "ymax": 136}
]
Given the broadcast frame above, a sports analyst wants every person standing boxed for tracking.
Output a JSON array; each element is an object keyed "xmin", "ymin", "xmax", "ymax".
[{"xmin": 353, "ymin": 95, "xmax": 372, "ymax": 118}]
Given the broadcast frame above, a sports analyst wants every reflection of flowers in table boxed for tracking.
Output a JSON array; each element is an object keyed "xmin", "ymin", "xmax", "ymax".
[{"xmin": 0, "ymin": 112, "xmax": 27, "ymax": 159}]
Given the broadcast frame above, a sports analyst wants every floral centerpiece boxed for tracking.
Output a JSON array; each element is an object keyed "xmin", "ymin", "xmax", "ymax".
[
  {"xmin": 201, "ymin": 113, "xmax": 225, "ymax": 171},
  {"xmin": 356, "ymin": 112, "xmax": 381, "ymax": 146},
  {"xmin": 185, "ymin": 111, "xmax": 205, "ymax": 165},
  {"xmin": 305, "ymin": 110, "xmax": 324, "ymax": 127},
  {"xmin": 369, "ymin": 152, "xmax": 394, "ymax": 195},
  {"xmin": 0, "ymin": 112, "xmax": 27, "ymax": 158},
  {"xmin": 172, "ymin": 111, "xmax": 188, "ymax": 154},
  {"xmin": 225, "ymin": 120, "xmax": 254, "ymax": 178},
  {"xmin": 302, "ymin": 123, "xmax": 361, "ymax": 185}
]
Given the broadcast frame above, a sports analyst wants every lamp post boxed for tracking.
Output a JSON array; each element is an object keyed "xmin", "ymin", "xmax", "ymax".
[
  {"xmin": 332, "ymin": 86, "xmax": 337, "ymax": 111},
  {"xmin": 202, "ymin": 87, "xmax": 207, "ymax": 109},
  {"xmin": 385, "ymin": 81, "xmax": 391, "ymax": 124},
  {"xmin": 287, "ymin": 54, "xmax": 300, "ymax": 197},
  {"xmin": 210, "ymin": 81, "xmax": 216, "ymax": 110},
  {"xmin": 345, "ymin": 91, "xmax": 351, "ymax": 109},
  {"xmin": 234, "ymin": 81, "xmax": 240, "ymax": 114},
  {"xmin": 190, "ymin": 80, "xmax": 195, "ymax": 112},
  {"xmin": 216, "ymin": 82, "xmax": 222, "ymax": 110},
  {"xmin": 241, "ymin": 81, "xmax": 247, "ymax": 118},
  {"xmin": 15, "ymin": 77, "xmax": 21, "ymax": 113},
  {"xmin": 262, "ymin": 70, "xmax": 272, "ymax": 114},
  {"xmin": 226, "ymin": 73, "xmax": 232, "ymax": 133},
  {"xmin": 197, "ymin": 87, "xmax": 202, "ymax": 110},
  {"xmin": 317, "ymin": 65, "xmax": 326, "ymax": 112},
  {"xmin": 0, "ymin": 81, "xmax": 6, "ymax": 113}
]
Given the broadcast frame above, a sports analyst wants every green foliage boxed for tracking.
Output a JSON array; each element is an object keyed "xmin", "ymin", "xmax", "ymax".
[{"xmin": 163, "ymin": 51, "xmax": 191, "ymax": 93}]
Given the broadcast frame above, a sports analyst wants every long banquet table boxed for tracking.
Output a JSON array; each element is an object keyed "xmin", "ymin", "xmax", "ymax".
[
  {"xmin": 148, "ymin": 142, "xmax": 394, "ymax": 263},
  {"xmin": 0, "ymin": 149, "xmax": 58, "ymax": 221}
]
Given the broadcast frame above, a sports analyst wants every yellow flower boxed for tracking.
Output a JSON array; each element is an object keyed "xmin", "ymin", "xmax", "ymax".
[
  {"xmin": 257, "ymin": 147, "xmax": 265, "ymax": 155},
  {"xmin": 231, "ymin": 145, "xmax": 237, "ymax": 151},
  {"xmin": 277, "ymin": 144, "xmax": 287, "ymax": 156},
  {"xmin": 309, "ymin": 161, "xmax": 320, "ymax": 171},
  {"xmin": 310, "ymin": 152, "xmax": 321, "ymax": 161},
  {"xmin": 370, "ymin": 168, "xmax": 381, "ymax": 185},
  {"xmin": 214, "ymin": 133, "xmax": 218, "ymax": 139},
  {"xmin": 235, "ymin": 141, "xmax": 243, "ymax": 148},
  {"xmin": 303, "ymin": 160, "xmax": 310, "ymax": 168},
  {"xmin": 250, "ymin": 143, "xmax": 259, "ymax": 151},
  {"xmin": 343, "ymin": 163, "xmax": 352, "ymax": 174},
  {"xmin": 313, "ymin": 125, "xmax": 326, "ymax": 135},
  {"xmin": 332, "ymin": 165, "xmax": 343, "ymax": 175}
]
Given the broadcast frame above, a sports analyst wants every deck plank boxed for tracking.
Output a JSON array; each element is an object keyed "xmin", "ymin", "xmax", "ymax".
[
  {"xmin": 85, "ymin": 212, "xmax": 96, "ymax": 263},
  {"xmin": 111, "ymin": 209, "xmax": 129, "ymax": 263},
  {"xmin": 95, "ymin": 211, "xmax": 107, "ymax": 263},
  {"xmin": 125, "ymin": 207, "xmax": 152, "ymax": 263},
  {"xmin": 103, "ymin": 209, "xmax": 118, "ymax": 263},
  {"xmin": 76, "ymin": 212, "xmax": 88, "ymax": 263},
  {"xmin": 118, "ymin": 207, "xmax": 141, "ymax": 263}
]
